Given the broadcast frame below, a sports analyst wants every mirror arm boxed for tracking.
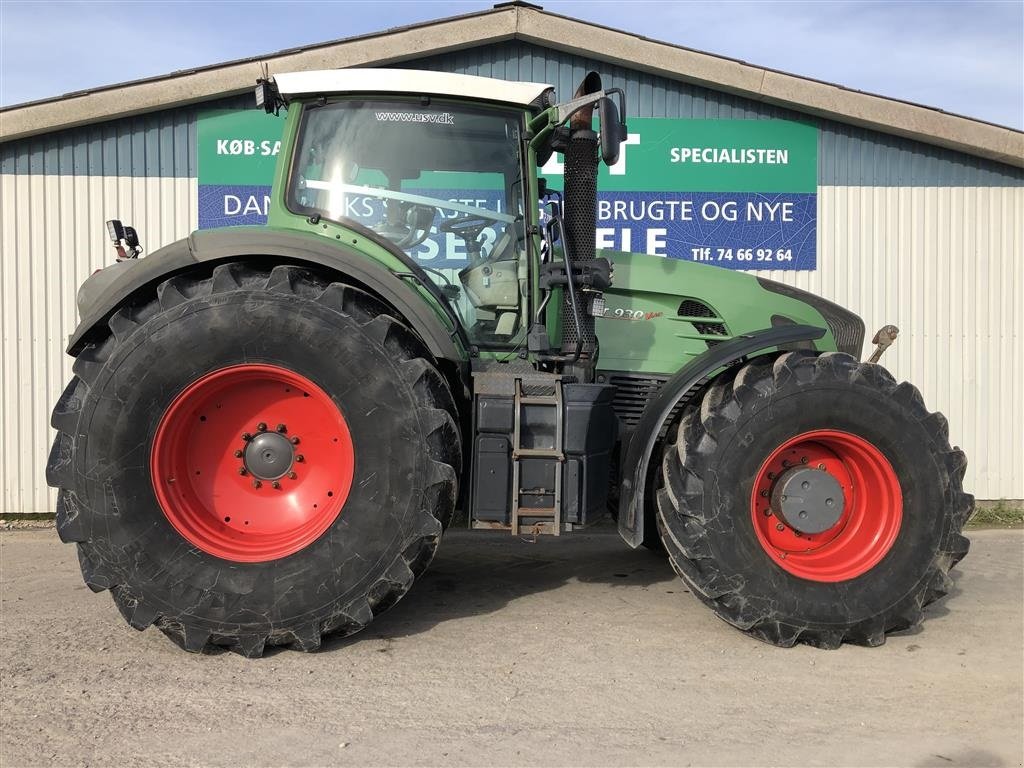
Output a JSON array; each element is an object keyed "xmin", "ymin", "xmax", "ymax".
[
  {"xmin": 530, "ymin": 88, "xmax": 628, "ymax": 166},
  {"xmin": 553, "ymin": 91, "xmax": 609, "ymax": 124}
]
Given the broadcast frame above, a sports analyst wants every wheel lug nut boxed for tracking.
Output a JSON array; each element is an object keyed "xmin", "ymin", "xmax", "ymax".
[
  {"xmin": 767, "ymin": 472, "xmax": 775, "ymax": 480},
  {"xmin": 238, "ymin": 467, "xmax": 247, "ymax": 476},
  {"xmin": 242, "ymin": 432, "xmax": 252, "ymax": 441},
  {"xmin": 257, "ymin": 422, "xmax": 267, "ymax": 432},
  {"xmin": 234, "ymin": 449, "xmax": 243, "ymax": 458},
  {"xmin": 288, "ymin": 471, "xmax": 297, "ymax": 480},
  {"xmin": 776, "ymin": 523, "xmax": 785, "ymax": 531},
  {"xmin": 781, "ymin": 494, "xmax": 787, "ymax": 502},
  {"xmin": 818, "ymin": 463, "xmax": 826, "ymax": 470},
  {"xmin": 290, "ymin": 436, "xmax": 300, "ymax": 445},
  {"xmin": 760, "ymin": 490, "xmax": 768, "ymax": 498},
  {"xmin": 295, "ymin": 454, "xmax": 304, "ymax": 463},
  {"xmin": 252, "ymin": 479, "xmax": 262, "ymax": 489},
  {"xmin": 801, "ymin": 456, "xmax": 808, "ymax": 464},
  {"xmin": 276, "ymin": 424, "xmax": 287, "ymax": 433},
  {"xmin": 272, "ymin": 481, "xmax": 281, "ymax": 489}
]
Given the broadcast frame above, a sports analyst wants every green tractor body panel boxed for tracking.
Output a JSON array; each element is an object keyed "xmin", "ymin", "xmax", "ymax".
[
  {"xmin": 253, "ymin": 98, "xmax": 842, "ymax": 375},
  {"xmin": 65, "ymin": 225, "xmax": 468, "ymax": 363},
  {"xmin": 594, "ymin": 250, "xmax": 839, "ymax": 374}
]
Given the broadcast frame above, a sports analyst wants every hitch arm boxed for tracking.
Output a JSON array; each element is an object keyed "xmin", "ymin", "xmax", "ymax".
[{"xmin": 867, "ymin": 325, "xmax": 899, "ymax": 364}]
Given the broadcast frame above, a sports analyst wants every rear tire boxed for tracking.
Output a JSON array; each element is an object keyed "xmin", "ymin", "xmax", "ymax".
[
  {"xmin": 657, "ymin": 351, "xmax": 972, "ymax": 648},
  {"xmin": 46, "ymin": 263, "xmax": 460, "ymax": 656}
]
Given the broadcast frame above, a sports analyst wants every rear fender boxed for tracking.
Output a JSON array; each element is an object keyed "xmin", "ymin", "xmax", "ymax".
[
  {"xmin": 617, "ymin": 325, "xmax": 827, "ymax": 548},
  {"xmin": 67, "ymin": 228, "xmax": 464, "ymax": 363}
]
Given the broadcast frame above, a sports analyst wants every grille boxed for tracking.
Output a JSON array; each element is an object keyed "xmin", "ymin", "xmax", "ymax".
[
  {"xmin": 677, "ymin": 298, "xmax": 727, "ymax": 337},
  {"xmin": 521, "ymin": 381, "xmax": 557, "ymax": 397},
  {"xmin": 678, "ymin": 299, "xmax": 715, "ymax": 318},
  {"xmin": 606, "ymin": 372, "xmax": 670, "ymax": 428}
]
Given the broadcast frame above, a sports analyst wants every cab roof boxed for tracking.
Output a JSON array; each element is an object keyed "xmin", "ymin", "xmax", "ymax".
[{"xmin": 273, "ymin": 69, "xmax": 552, "ymax": 108}]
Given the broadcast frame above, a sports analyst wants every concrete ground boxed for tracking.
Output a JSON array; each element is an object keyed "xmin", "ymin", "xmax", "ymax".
[{"xmin": 1, "ymin": 526, "xmax": 1021, "ymax": 768}]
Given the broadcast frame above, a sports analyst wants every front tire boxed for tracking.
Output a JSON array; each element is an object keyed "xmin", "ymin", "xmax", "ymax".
[
  {"xmin": 46, "ymin": 263, "xmax": 460, "ymax": 657},
  {"xmin": 657, "ymin": 351, "xmax": 972, "ymax": 648}
]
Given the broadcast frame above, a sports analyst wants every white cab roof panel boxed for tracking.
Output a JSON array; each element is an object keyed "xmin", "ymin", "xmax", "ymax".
[{"xmin": 273, "ymin": 68, "xmax": 551, "ymax": 108}]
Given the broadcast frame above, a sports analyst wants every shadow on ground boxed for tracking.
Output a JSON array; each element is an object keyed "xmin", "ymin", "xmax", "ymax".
[{"xmin": 312, "ymin": 525, "xmax": 678, "ymax": 654}]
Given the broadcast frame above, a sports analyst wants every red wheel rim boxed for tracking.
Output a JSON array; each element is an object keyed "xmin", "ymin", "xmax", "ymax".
[
  {"xmin": 750, "ymin": 429, "xmax": 902, "ymax": 582},
  {"xmin": 151, "ymin": 364, "xmax": 354, "ymax": 562}
]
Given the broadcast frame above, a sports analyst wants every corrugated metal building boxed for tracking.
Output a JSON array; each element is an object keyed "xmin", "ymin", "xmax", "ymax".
[{"xmin": 2, "ymin": 2, "xmax": 1022, "ymax": 513}]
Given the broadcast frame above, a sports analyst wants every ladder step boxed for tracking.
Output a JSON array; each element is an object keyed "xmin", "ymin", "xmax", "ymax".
[
  {"xmin": 518, "ymin": 396, "xmax": 559, "ymax": 405},
  {"xmin": 516, "ymin": 507, "xmax": 557, "ymax": 517},
  {"xmin": 511, "ymin": 377, "xmax": 564, "ymax": 537},
  {"xmin": 515, "ymin": 521, "xmax": 559, "ymax": 535},
  {"xmin": 514, "ymin": 448, "xmax": 562, "ymax": 458}
]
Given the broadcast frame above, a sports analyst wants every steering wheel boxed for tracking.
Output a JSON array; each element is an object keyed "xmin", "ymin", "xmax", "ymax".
[{"xmin": 440, "ymin": 214, "xmax": 493, "ymax": 261}]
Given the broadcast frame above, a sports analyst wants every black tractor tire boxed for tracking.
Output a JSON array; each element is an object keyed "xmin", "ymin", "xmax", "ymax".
[
  {"xmin": 657, "ymin": 350, "xmax": 972, "ymax": 649},
  {"xmin": 46, "ymin": 263, "xmax": 460, "ymax": 657}
]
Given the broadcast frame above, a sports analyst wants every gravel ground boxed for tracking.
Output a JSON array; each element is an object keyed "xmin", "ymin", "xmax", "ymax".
[{"xmin": 1, "ymin": 526, "xmax": 1021, "ymax": 768}]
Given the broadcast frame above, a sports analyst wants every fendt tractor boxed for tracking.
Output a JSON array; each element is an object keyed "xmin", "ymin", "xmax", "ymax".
[{"xmin": 47, "ymin": 69, "xmax": 973, "ymax": 657}]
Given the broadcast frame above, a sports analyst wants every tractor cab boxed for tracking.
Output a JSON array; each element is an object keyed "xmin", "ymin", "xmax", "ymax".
[
  {"xmin": 286, "ymin": 97, "xmax": 530, "ymax": 343},
  {"xmin": 263, "ymin": 68, "xmax": 626, "ymax": 361}
]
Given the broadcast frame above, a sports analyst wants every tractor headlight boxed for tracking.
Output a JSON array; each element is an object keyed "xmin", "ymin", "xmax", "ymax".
[
  {"xmin": 106, "ymin": 219, "xmax": 124, "ymax": 243},
  {"xmin": 255, "ymin": 79, "xmax": 280, "ymax": 115}
]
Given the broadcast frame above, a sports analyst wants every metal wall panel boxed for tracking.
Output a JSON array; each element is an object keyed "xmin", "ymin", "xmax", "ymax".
[
  {"xmin": 0, "ymin": 174, "xmax": 197, "ymax": 514},
  {"xmin": 1, "ymin": 110, "xmax": 196, "ymax": 178},
  {"xmin": 0, "ymin": 95, "xmax": 250, "ymax": 179}
]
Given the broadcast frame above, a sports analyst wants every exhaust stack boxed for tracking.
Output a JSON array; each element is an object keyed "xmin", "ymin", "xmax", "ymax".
[{"xmin": 560, "ymin": 72, "xmax": 603, "ymax": 374}]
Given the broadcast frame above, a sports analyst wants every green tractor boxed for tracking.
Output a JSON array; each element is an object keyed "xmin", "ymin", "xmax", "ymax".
[{"xmin": 47, "ymin": 69, "xmax": 972, "ymax": 656}]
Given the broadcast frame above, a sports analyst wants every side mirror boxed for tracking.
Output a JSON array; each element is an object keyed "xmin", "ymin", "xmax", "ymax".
[{"xmin": 598, "ymin": 97, "xmax": 626, "ymax": 166}]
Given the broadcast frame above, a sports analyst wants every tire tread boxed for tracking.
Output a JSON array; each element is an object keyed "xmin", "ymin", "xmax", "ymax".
[
  {"xmin": 47, "ymin": 261, "xmax": 461, "ymax": 657},
  {"xmin": 657, "ymin": 350, "xmax": 973, "ymax": 649}
]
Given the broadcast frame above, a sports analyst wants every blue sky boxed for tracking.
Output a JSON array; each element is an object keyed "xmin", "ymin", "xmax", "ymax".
[{"xmin": 1, "ymin": 1, "xmax": 1021, "ymax": 129}]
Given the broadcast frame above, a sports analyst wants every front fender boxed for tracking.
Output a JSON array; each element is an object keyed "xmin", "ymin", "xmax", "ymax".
[
  {"xmin": 617, "ymin": 324, "xmax": 826, "ymax": 548},
  {"xmin": 67, "ymin": 228, "xmax": 465, "ymax": 362}
]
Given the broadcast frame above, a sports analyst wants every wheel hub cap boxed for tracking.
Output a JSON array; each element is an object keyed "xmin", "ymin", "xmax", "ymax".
[
  {"xmin": 244, "ymin": 432, "xmax": 294, "ymax": 480},
  {"xmin": 750, "ymin": 429, "xmax": 903, "ymax": 582},
  {"xmin": 770, "ymin": 467, "xmax": 845, "ymax": 534},
  {"xmin": 150, "ymin": 364, "xmax": 355, "ymax": 563}
]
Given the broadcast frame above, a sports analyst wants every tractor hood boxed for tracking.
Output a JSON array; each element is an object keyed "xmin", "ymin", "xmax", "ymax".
[{"xmin": 593, "ymin": 250, "xmax": 863, "ymax": 374}]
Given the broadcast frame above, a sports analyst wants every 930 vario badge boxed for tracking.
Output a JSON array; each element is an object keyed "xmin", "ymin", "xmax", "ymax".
[{"xmin": 600, "ymin": 306, "xmax": 663, "ymax": 321}]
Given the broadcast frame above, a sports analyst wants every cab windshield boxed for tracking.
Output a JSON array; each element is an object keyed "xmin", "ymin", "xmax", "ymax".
[{"xmin": 287, "ymin": 99, "xmax": 529, "ymax": 347}]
